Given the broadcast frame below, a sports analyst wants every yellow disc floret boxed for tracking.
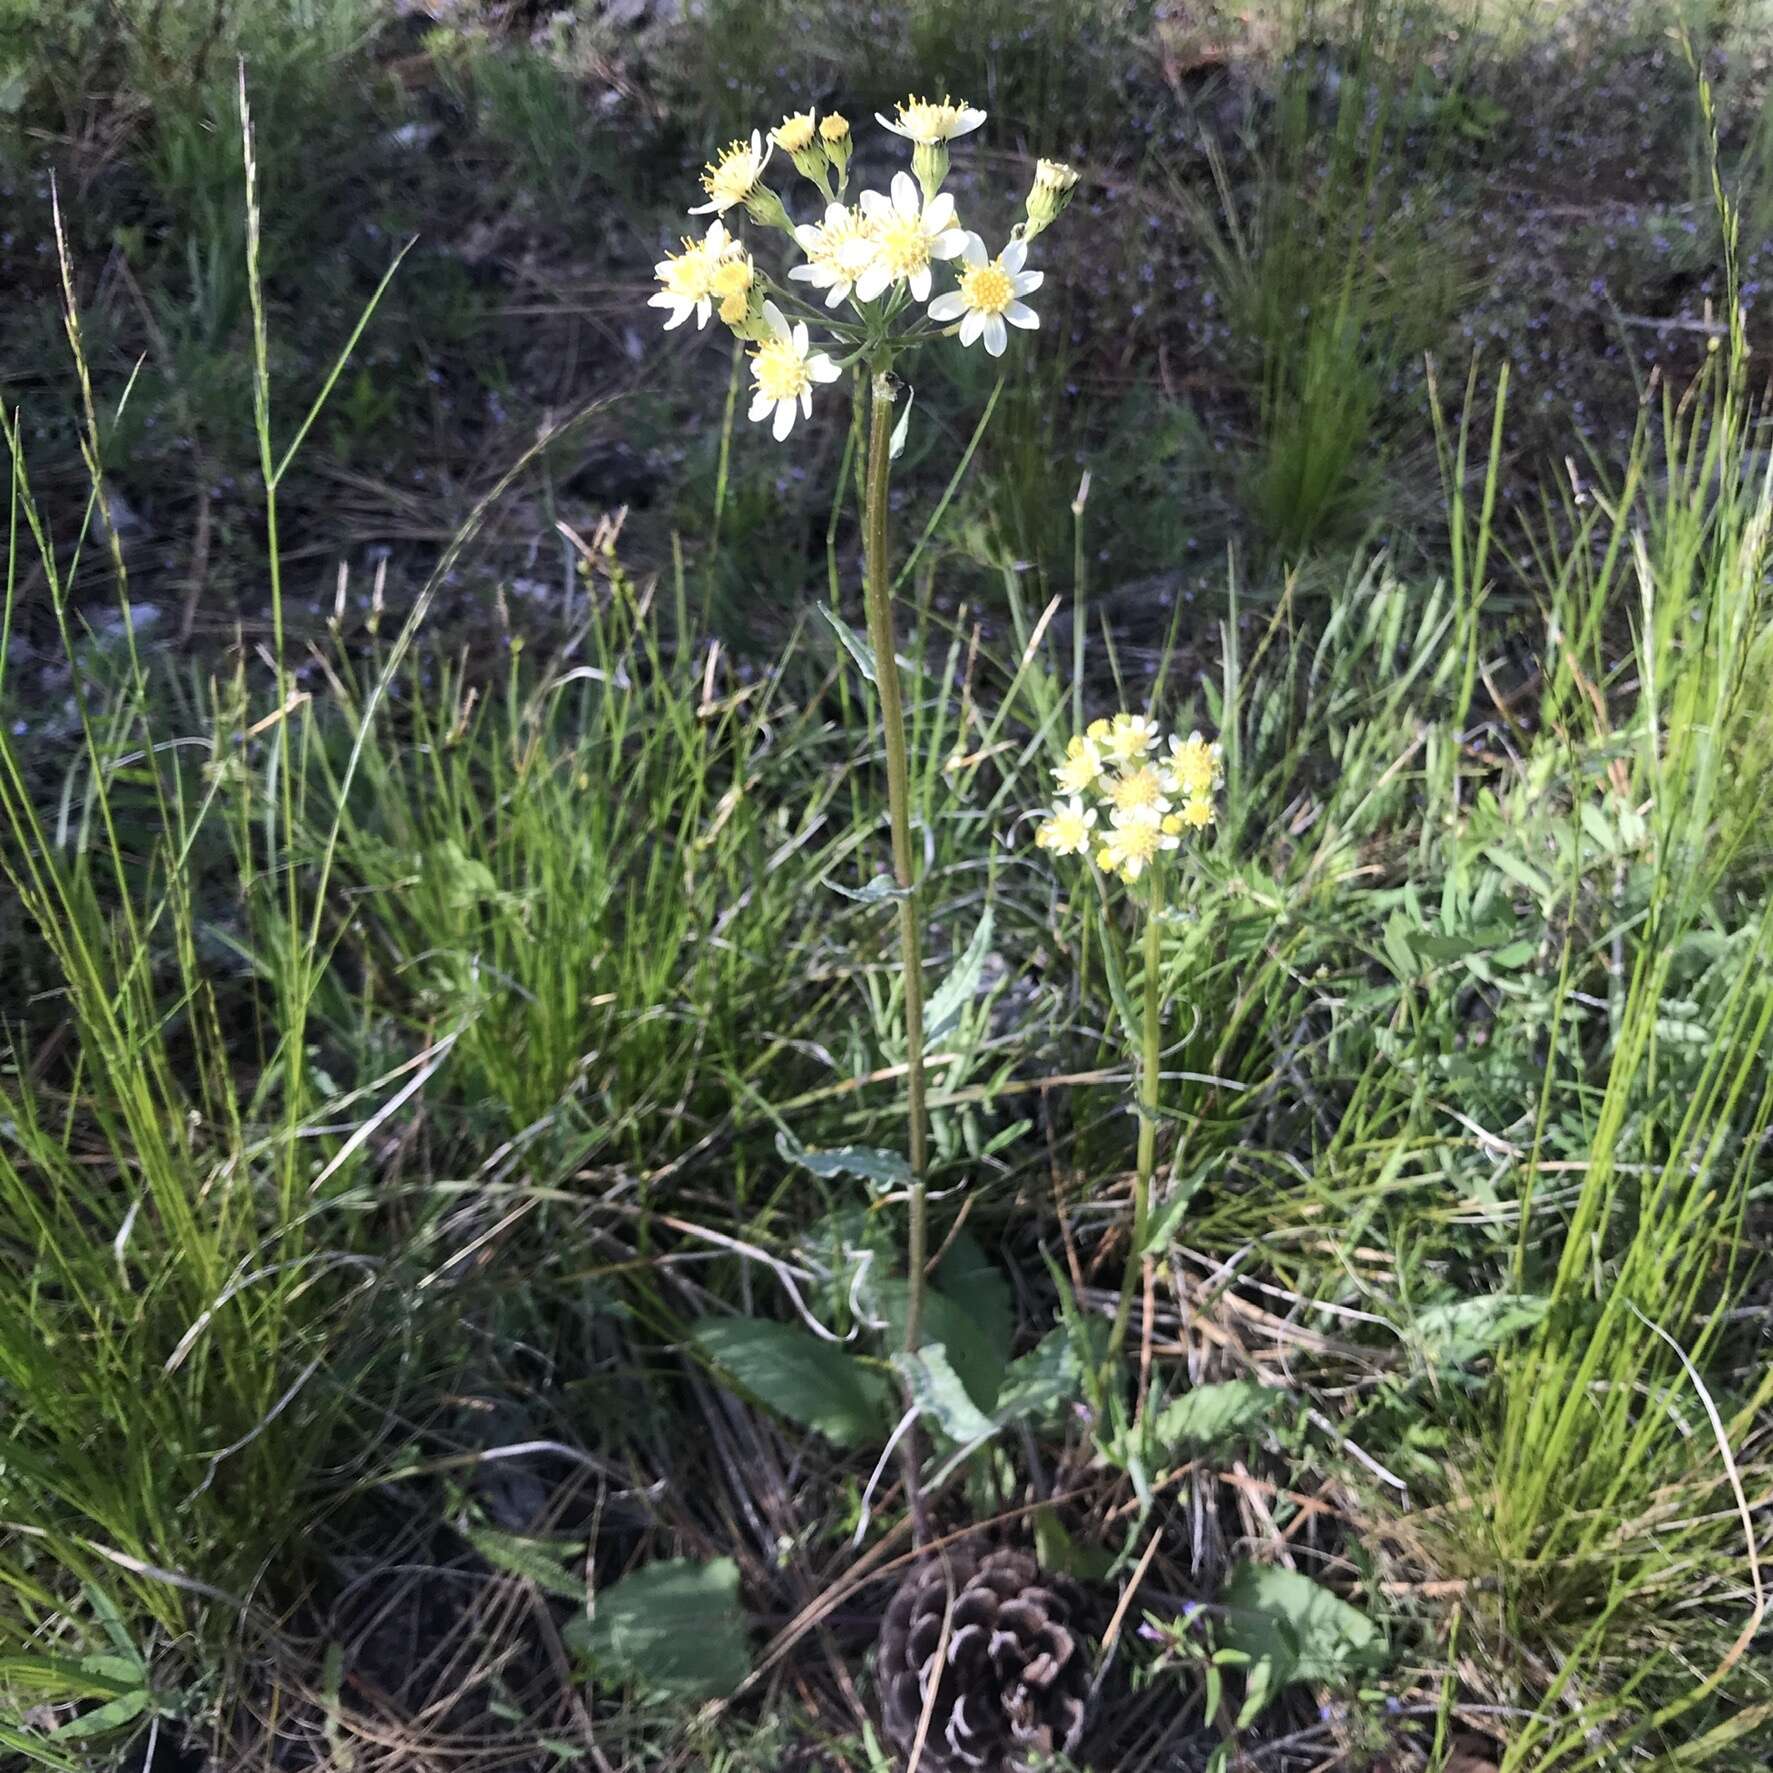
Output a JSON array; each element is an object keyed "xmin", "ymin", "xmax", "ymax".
[
  {"xmin": 710, "ymin": 255, "xmax": 753, "ymax": 303},
  {"xmin": 878, "ymin": 214, "xmax": 934, "ymax": 279},
  {"xmin": 773, "ymin": 111, "xmax": 817, "ymax": 153},
  {"xmin": 959, "ymin": 258, "xmax": 1015, "ymax": 316},
  {"xmin": 1107, "ymin": 764, "xmax": 1169, "ymax": 816},
  {"xmin": 660, "ymin": 239, "xmax": 716, "ymax": 301},
  {"xmin": 820, "ymin": 113, "xmax": 851, "ymax": 142},
  {"xmin": 752, "ymin": 338, "xmax": 812, "ymax": 404},
  {"xmin": 890, "ymin": 94, "xmax": 977, "ymax": 143},
  {"xmin": 702, "ymin": 137, "xmax": 766, "ymax": 209}
]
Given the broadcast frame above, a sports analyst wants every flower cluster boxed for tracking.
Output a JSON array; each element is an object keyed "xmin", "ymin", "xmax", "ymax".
[
  {"xmin": 1035, "ymin": 714, "xmax": 1223, "ymax": 883},
  {"xmin": 649, "ymin": 96, "xmax": 1079, "ymax": 439}
]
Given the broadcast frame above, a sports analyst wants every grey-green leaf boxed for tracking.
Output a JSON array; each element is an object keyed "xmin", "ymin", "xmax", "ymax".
[
  {"xmin": 893, "ymin": 1343, "xmax": 997, "ymax": 1444},
  {"xmin": 923, "ymin": 909, "xmax": 995, "ymax": 1049},
  {"xmin": 821, "ymin": 607, "xmax": 878, "ymax": 683},
  {"xmin": 1411, "ymin": 1293, "xmax": 1550, "ymax": 1368},
  {"xmin": 692, "ymin": 1318, "xmax": 891, "ymax": 1447},
  {"xmin": 824, "ymin": 872, "xmax": 908, "ymax": 903},
  {"xmin": 775, "ymin": 1129, "xmax": 911, "ymax": 1193},
  {"xmin": 1218, "ymin": 1562, "xmax": 1384, "ymax": 1687},
  {"xmin": 1150, "ymin": 1381, "xmax": 1287, "ymax": 1456},
  {"xmin": 568, "ymin": 1558, "xmax": 751, "ymax": 1701},
  {"xmin": 462, "ymin": 1524, "xmax": 586, "ymax": 1601}
]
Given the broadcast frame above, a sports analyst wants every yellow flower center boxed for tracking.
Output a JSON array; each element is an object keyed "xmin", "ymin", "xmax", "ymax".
[
  {"xmin": 896, "ymin": 95, "xmax": 966, "ymax": 142},
  {"xmin": 878, "ymin": 215, "xmax": 932, "ymax": 278},
  {"xmin": 1115, "ymin": 821, "xmax": 1161, "ymax": 862},
  {"xmin": 1179, "ymin": 794, "xmax": 1215, "ymax": 829},
  {"xmin": 710, "ymin": 257, "xmax": 753, "ymax": 301},
  {"xmin": 703, "ymin": 142, "xmax": 762, "ymax": 205},
  {"xmin": 719, "ymin": 292, "xmax": 749, "ymax": 325},
  {"xmin": 816, "ymin": 211, "xmax": 876, "ymax": 278},
  {"xmin": 753, "ymin": 339, "xmax": 811, "ymax": 403},
  {"xmin": 820, "ymin": 113, "xmax": 851, "ymax": 141},
  {"xmin": 1035, "ymin": 158, "xmax": 1078, "ymax": 192},
  {"xmin": 1170, "ymin": 739, "xmax": 1217, "ymax": 797},
  {"xmin": 1108, "ymin": 767, "xmax": 1166, "ymax": 813},
  {"xmin": 960, "ymin": 260, "xmax": 1015, "ymax": 315},
  {"xmin": 774, "ymin": 113, "xmax": 816, "ymax": 153},
  {"xmin": 661, "ymin": 245, "xmax": 714, "ymax": 300}
]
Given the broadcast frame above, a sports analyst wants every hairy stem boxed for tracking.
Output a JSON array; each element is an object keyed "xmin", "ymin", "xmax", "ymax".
[
  {"xmin": 1109, "ymin": 865, "xmax": 1163, "ymax": 1361},
  {"xmin": 861, "ymin": 370, "xmax": 931, "ymax": 1352}
]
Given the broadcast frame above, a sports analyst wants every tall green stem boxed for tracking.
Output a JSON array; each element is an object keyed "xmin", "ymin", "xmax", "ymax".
[
  {"xmin": 860, "ymin": 370, "xmax": 931, "ymax": 1352},
  {"xmin": 1109, "ymin": 866, "xmax": 1163, "ymax": 1360}
]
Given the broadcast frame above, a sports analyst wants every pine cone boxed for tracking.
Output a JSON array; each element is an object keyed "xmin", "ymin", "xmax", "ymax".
[{"xmin": 878, "ymin": 1545, "xmax": 1093, "ymax": 1772}]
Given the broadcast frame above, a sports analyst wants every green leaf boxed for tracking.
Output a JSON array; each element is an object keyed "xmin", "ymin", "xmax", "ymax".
[
  {"xmin": 821, "ymin": 607, "xmax": 878, "ymax": 683},
  {"xmin": 935, "ymin": 1230, "xmax": 1013, "ymax": 1377},
  {"xmin": 923, "ymin": 909, "xmax": 994, "ymax": 1049},
  {"xmin": 874, "ymin": 1282, "xmax": 1004, "ymax": 1414},
  {"xmin": 49, "ymin": 1690, "xmax": 150, "ymax": 1742},
  {"xmin": 462, "ymin": 1525, "xmax": 586, "ymax": 1601},
  {"xmin": 993, "ymin": 1326, "xmax": 1089, "ymax": 1428},
  {"xmin": 1138, "ymin": 1172, "xmax": 1204, "ymax": 1255},
  {"xmin": 1150, "ymin": 1381, "xmax": 1287, "ymax": 1456},
  {"xmin": 775, "ymin": 1129, "xmax": 910, "ymax": 1194},
  {"xmin": 1483, "ymin": 845, "xmax": 1556, "ymax": 909},
  {"xmin": 824, "ymin": 872, "xmax": 908, "ymax": 904},
  {"xmin": 1411, "ymin": 1293, "xmax": 1550, "ymax": 1368},
  {"xmin": 889, "ymin": 386, "xmax": 915, "ymax": 460},
  {"xmin": 693, "ymin": 1318, "xmax": 891, "ymax": 1447},
  {"xmin": 1032, "ymin": 1505, "xmax": 1115, "ymax": 1582},
  {"xmin": 567, "ymin": 1558, "xmax": 751, "ymax": 1701},
  {"xmin": 1218, "ymin": 1562, "xmax": 1384, "ymax": 1689},
  {"xmin": 0, "ymin": 1655, "xmax": 141, "ymax": 1701},
  {"xmin": 893, "ymin": 1343, "xmax": 997, "ymax": 1444}
]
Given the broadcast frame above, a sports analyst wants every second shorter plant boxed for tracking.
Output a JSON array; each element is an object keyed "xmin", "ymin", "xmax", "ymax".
[{"xmin": 1035, "ymin": 712, "xmax": 1224, "ymax": 1365}]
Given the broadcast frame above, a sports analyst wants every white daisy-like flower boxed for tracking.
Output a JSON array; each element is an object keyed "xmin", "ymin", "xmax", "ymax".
[
  {"xmin": 789, "ymin": 203, "xmax": 879, "ymax": 308},
  {"xmin": 875, "ymin": 94, "xmax": 987, "ymax": 145},
  {"xmin": 1052, "ymin": 732, "xmax": 1104, "ymax": 796},
  {"xmin": 1164, "ymin": 730, "xmax": 1224, "ymax": 799},
  {"xmin": 926, "ymin": 234, "xmax": 1042, "ymax": 357},
  {"xmin": 648, "ymin": 220, "xmax": 736, "ymax": 331},
  {"xmin": 854, "ymin": 172, "xmax": 968, "ymax": 302},
  {"xmin": 1035, "ymin": 796, "xmax": 1098, "ymax": 858},
  {"xmin": 746, "ymin": 301, "xmax": 842, "ymax": 441},
  {"xmin": 1096, "ymin": 711, "xmax": 1158, "ymax": 763},
  {"xmin": 1096, "ymin": 806, "xmax": 1179, "ymax": 882},
  {"xmin": 1104, "ymin": 762, "xmax": 1171, "ymax": 818},
  {"xmin": 691, "ymin": 131, "xmax": 773, "ymax": 215}
]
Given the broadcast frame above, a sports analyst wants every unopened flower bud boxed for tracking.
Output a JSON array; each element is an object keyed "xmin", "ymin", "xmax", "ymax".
[
  {"xmin": 743, "ymin": 181, "xmax": 794, "ymax": 234},
  {"xmin": 911, "ymin": 140, "xmax": 950, "ymax": 203},
  {"xmin": 771, "ymin": 110, "xmax": 831, "ymax": 190},
  {"xmin": 1023, "ymin": 157, "xmax": 1079, "ymax": 240}
]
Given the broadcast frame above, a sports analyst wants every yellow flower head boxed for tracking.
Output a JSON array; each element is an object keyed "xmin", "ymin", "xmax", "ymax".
[
  {"xmin": 1106, "ymin": 763, "xmax": 1171, "ymax": 816},
  {"xmin": 693, "ymin": 131, "xmax": 773, "ymax": 216},
  {"xmin": 1053, "ymin": 732, "xmax": 1104, "ymax": 795},
  {"xmin": 877, "ymin": 94, "xmax": 987, "ymax": 146},
  {"xmin": 1034, "ymin": 157, "xmax": 1079, "ymax": 195},
  {"xmin": 648, "ymin": 220, "xmax": 737, "ymax": 331},
  {"xmin": 1097, "ymin": 807, "xmax": 1178, "ymax": 882},
  {"xmin": 1035, "ymin": 796, "xmax": 1097, "ymax": 857},
  {"xmin": 1165, "ymin": 730, "xmax": 1223, "ymax": 799},
  {"xmin": 1178, "ymin": 793, "xmax": 1215, "ymax": 830},
  {"xmin": 819, "ymin": 113, "xmax": 851, "ymax": 142},
  {"xmin": 1102, "ymin": 711, "xmax": 1159, "ymax": 763},
  {"xmin": 710, "ymin": 252, "xmax": 754, "ymax": 304},
  {"xmin": 772, "ymin": 111, "xmax": 817, "ymax": 154}
]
